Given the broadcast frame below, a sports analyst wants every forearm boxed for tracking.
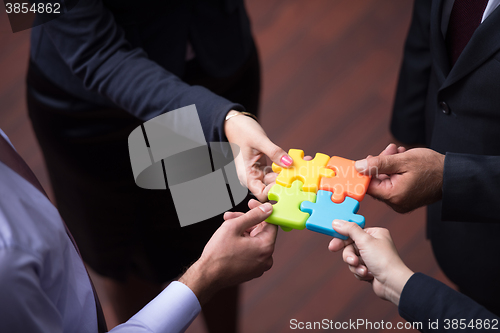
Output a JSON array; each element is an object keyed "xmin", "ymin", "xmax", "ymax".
[
  {"xmin": 40, "ymin": 0, "xmax": 243, "ymax": 142},
  {"xmin": 177, "ymin": 260, "xmax": 221, "ymax": 306},
  {"xmin": 442, "ymin": 153, "xmax": 500, "ymax": 222}
]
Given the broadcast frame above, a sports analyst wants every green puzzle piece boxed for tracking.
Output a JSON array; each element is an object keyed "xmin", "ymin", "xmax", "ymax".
[{"xmin": 267, "ymin": 180, "xmax": 316, "ymax": 231}]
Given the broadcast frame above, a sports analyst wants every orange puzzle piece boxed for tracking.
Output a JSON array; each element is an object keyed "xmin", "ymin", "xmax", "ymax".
[
  {"xmin": 272, "ymin": 149, "xmax": 334, "ymax": 193},
  {"xmin": 319, "ymin": 156, "xmax": 371, "ymax": 203}
]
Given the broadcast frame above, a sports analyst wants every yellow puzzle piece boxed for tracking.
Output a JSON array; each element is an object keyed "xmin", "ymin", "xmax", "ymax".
[{"xmin": 272, "ymin": 149, "xmax": 334, "ymax": 193}]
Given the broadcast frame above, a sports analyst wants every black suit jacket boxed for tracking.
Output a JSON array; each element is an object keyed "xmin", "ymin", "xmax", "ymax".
[
  {"xmin": 30, "ymin": 0, "xmax": 253, "ymax": 143},
  {"xmin": 399, "ymin": 273, "xmax": 499, "ymax": 332},
  {"xmin": 390, "ymin": 0, "xmax": 500, "ymax": 313}
]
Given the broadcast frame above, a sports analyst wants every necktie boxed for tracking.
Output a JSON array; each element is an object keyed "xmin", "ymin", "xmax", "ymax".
[
  {"xmin": 0, "ymin": 135, "xmax": 108, "ymax": 333},
  {"xmin": 446, "ymin": 0, "xmax": 489, "ymax": 66}
]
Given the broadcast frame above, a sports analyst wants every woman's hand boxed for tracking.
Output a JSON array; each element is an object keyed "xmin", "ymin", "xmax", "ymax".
[
  {"xmin": 224, "ymin": 111, "xmax": 292, "ymax": 202},
  {"xmin": 328, "ymin": 220, "xmax": 414, "ymax": 306}
]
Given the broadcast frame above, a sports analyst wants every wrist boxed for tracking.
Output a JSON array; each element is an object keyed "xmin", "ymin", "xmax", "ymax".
[
  {"xmin": 224, "ymin": 110, "xmax": 260, "ymax": 143},
  {"xmin": 437, "ymin": 153, "xmax": 445, "ymax": 196},
  {"xmin": 178, "ymin": 259, "xmax": 221, "ymax": 305},
  {"xmin": 383, "ymin": 266, "xmax": 414, "ymax": 306},
  {"xmin": 225, "ymin": 110, "xmax": 259, "ymax": 122},
  {"xmin": 224, "ymin": 110, "xmax": 241, "ymax": 143}
]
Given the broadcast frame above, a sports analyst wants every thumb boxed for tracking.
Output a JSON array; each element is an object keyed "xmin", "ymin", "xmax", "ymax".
[
  {"xmin": 256, "ymin": 138, "xmax": 293, "ymax": 168},
  {"xmin": 354, "ymin": 154, "xmax": 402, "ymax": 176},
  {"xmin": 332, "ymin": 220, "xmax": 371, "ymax": 244},
  {"xmin": 231, "ymin": 203, "xmax": 273, "ymax": 233}
]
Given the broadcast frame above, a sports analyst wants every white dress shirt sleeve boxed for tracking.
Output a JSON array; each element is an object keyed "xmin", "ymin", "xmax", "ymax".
[{"xmin": 110, "ymin": 281, "xmax": 201, "ymax": 333}]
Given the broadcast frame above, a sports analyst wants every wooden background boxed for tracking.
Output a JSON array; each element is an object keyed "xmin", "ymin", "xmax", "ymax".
[{"xmin": 0, "ymin": 1, "xmax": 455, "ymax": 332}]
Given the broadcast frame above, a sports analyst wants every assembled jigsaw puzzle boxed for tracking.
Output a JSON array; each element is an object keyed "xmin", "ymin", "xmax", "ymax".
[{"xmin": 267, "ymin": 149, "xmax": 371, "ymax": 239}]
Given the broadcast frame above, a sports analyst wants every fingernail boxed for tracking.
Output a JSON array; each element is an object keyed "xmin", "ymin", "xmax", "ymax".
[
  {"xmin": 332, "ymin": 219, "xmax": 345, "ymax": 228},
  {"xmin": 356, "ymin": 267, "xmax": 365, "ymax": 275},
  {"xmin": 259, "ymin": 202, "xmax": 272, "ymax": 213},
  {"xmin": 385, "ymin": 143, "xmax": 392, "ymax": 150},
  {"xmin": 281, "ymin": 155, "xmax": 293, "ymax": 167},
  {"xmin": 354, "ymin": 159, "xmax": 367, "ymax": 172},
  {"xmin": 346, "ymin": 256, "xmax": 354, "ymax": 265}
]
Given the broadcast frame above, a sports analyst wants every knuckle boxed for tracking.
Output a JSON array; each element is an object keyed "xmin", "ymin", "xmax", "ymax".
[
  {"xmin": 388, "ymin": 193, "xmax": 404, "ymax": 206},
  {"xmin": 265, "ymin": 257, "xmax": 274, "ymax": 271},
  {"xmin": 261, "ymin": 244, "xmax": 275, "ymax": 259},
  {"xmin": 270, "ymin": 147, "xmax": 282, "ymax": 160},
  {"xmin": 254, "ymin": 270, "xmax": 265, "ymax": 278}
]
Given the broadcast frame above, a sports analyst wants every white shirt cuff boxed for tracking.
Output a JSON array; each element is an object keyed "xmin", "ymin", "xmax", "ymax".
[{"xmin": 129, "ymin": 281, "xmax": 201, "ymax": 333}]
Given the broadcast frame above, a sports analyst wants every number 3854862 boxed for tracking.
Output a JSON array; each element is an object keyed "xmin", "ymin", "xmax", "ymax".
[{"xmin": 5, "ymin": 2, "xmax": 61, "ymax": 14}]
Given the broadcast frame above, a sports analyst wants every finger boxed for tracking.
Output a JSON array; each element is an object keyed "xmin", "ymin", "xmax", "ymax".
[
  {"xmin": 398, "ymin": 146, "xmax": 406, "ymax": 153},
  {"xmin": 263, "ymin": 165, "xmax": 276, "ymax": 176},
  {"xmin": 255, "ymin": 221, "xmax": 278, "ymax": 242},
  {"xmin": 255, "ymin": 139, "xmax": 292, "ymax": 168},
  {"xmin": 245, "ymin": 221, "xmax": 265, "ymax": 236},
  {"xmin": 352, "ymin": 243, "xmax": 361, "ymax": 257},
  {"xmin": 230, "ymin": 203, "xmax": 273, "ymax": 233},
  {"xmin": 365, "ymin": 227, "xmax": 393, "ymax": 245},
  {"xmin": 366, "ymin": 175, "xmax": 384, "ymax": 198},
  {"xmin": 264, "ymin": 257, "xmax": 274, "ymax": 271},
  {"xmin": 247, "ymin": 178, "xmax": 269, "ymax": 202},
  {"xmin": 354, "ymin": 154, "xmax": 403, "ymax": 176},
  {"xmin": 263, "ymin": 172, "xmax": 277, "ymax": 186},
  {"xmin": 332, "ymin": 220, "xmax": 372, "ymax": 245},
  {"xmin": 349, "ymin": 264, "xmax": 369, "ymax": 278},
  {"xmin": 248, "ymin": 198, "xmax": 262, "ymax": 209},
  {"xmin": 224, "ymin": 211, "xmax": 245, "ymax": 220},
  {"xmin": 303, "ymin": 155, "xmax": 313, "ymax": 161},
  {"xmin": 248, "ymin": 221, "xmax": 266, "ymax": 237},
  {"xmin": 328, "ymin": 237, "xmax": 353, "ymax": 252},
  {"xmin": 260, "ymin": 182, "xmax": 276, "ymax": 200},
  {"xmin": 379, "ymin": 143, "xmax": 399, "ymax": 156},
  {"xmin": 376, "ymin": 173, "xmax": 390, "ymax": 180},
  {"xmin": 343, "ymin": 244, "xmax": 359, "ymax": 266},
  {"xmin": 366, "ymin": 174, "xmax": 403, "ymax": 201}
]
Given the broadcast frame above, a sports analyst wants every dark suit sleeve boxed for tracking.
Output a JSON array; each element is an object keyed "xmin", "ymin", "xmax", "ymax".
[
  {"xmin": 38, "ymin": 0, "xmax": 244, "ymax": 143},
  {"xmin": 441, "ymin": 153, "xmax": 500, "ymax": 222},
  {"xmin": 390, "ymin": 0, "xmax": 432, "ymax": 145},
  {"xmin": 399, "ymin": 273, "xmax": 499, "ymax": 332}
]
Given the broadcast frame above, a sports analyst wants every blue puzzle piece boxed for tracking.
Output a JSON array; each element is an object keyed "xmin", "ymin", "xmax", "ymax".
[{"xmin": 300, "ymin": 190, "xmax": 365, "ymax": 240}]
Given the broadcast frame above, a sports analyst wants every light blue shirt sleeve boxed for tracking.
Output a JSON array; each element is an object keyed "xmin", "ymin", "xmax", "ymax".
[
  {"xmin": 0, "ymin": 248, "xmax": 66, "ymax": 333},
  {"xmin": 0, "ymin": 128, "xmax": 202, "ymax": 333},
  {"xmin": 0, "ymin": 246, "xmax": 200, "ymax": 333},
  {"xmin": 111, "ymin": 281, "xmax": 201, "ymax": 333}
]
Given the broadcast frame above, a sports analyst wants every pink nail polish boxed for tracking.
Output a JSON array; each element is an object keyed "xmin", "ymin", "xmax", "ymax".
[{"xmin": 281, "ymin": 155, "xmax": 293, "ymax": 166}]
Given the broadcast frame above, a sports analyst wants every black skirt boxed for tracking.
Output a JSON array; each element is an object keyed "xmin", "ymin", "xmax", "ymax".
[{"xmin": 26, "ymin": 49, "xmax": 260, "ymax": 283}]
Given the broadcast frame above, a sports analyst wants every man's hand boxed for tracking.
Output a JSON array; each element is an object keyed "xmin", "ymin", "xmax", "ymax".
[
  {"xmin": 224, "ymin": 111, "xmax": 292, "ymax": 202},
  {"xmin": 328, "ymin": 220, "xmax": 414, "ymax": 306},
  {"xmin": 179, "ymin": 199, "xmax": 278, "ymax": 304},
  {"xmin": 355, "ymin": 144, "xmax": 445, "ymax": 213}
]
